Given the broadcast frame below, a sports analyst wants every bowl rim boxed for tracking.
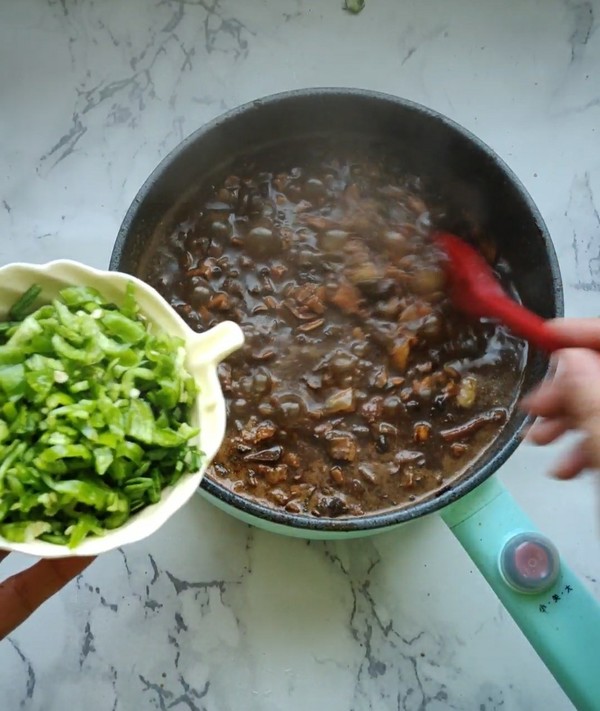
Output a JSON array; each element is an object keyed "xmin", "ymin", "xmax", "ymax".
[{"xmin": 111, "ymin": 86, "xmax": 564, "ymax": 534}]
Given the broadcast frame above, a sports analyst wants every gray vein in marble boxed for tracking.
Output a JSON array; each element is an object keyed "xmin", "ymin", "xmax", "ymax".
[
  {"xmin": 159, "ymin": 0, "xmax": 253, "ymax": 60},
  {"xmin": 553, "ymin": 95, "xmax": 600, "ymax": 117},
  {"xmin": 40, "ymin": 0, "xmax": 253, "ymax": 175},
  {"xmin": 139, "ymin": 674, "xmax": 174, "ymax": 710},
  {"xmin": 573, "ymin": 282, "xmax": 600, "ymax": 291},
  {"xmin": 145, "ymin": 598, "xmax": 164, "ymax": 612},
  {"xmin": 9, "ymin": 638, "xmax": 36, "ymax": 707},
  {"xmin": 41, "ymin": 115, "xmax": 87, "ymax": 168},
  {"xmin": 172, "ymin": 33, "xmax": 196, "ymax": 73},
  {"xmin": 97, "ymin": 19, "xmax": 121, "ymax": 48},
  {"xmin": 166, "ymin": 570, "xmax": 230, "ymax": 599},
  {"xmin": 401, "ymin": 47, "xmax": 417, "ymax": 66},
  {"xmin": 67, "ymin": 541, "xmax": 271, "ymax": 707},
  {"xmin": 140, "ymin": 673, "xmax": 210, "ymax": 710},
  {"xmin": 568, "ymin": 171, "xmax": 600, "ymax": 292},
  {"xmin": 170, "ymin": 632, "xmax": 182, "ymax": 670},
  {"xmin": 106, "ymin": 104, "xmax": 133, "ymax": 127},
  {"xmin": 399, "ymin": 25, "xmax": 448, "ymax": 67},
  {"xmin": 172, "ymin": 677, "xmax": 210, "ymax": 711},
  {"xmin": 117, "ymin": 546, "xmax": 132, "ymax": 577},
  {"xmin": 79, "ymin": 78, "xmax": 150, "ymax": 116},
  {"xmin": 316, "ymin": 542, "xmax": 458, "ymax": 710},
  {"xmin": 149, "ymin": 552, "xmax": 161, "ymax": 584},
  {"xmin": 564, "ymin": 0, "xmax": 595, "ymax": 63},
  {"xmin": 80, "ymin": 621, "xmax": 96, "ymax": 668},
  {"xmin": 81, "ymin": 580, "xmax": 119, "ymax": 612},
  {"xmin": 47, "ymin": 0, "xmax": 68, "ymax": 16},
  {"xmin": 174, "ymin": 611, "xmax": 188, "ymax": 633},
  {"xmin": 109, "ymin": 666, "xmax": 118, "ymax": 711},
  {"xmin": 162, "ymin": 1, "xmax": 185, "ymax": 34}
]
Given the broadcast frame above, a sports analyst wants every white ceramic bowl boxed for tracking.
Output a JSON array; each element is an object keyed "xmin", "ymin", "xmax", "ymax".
[{"xmin": 0, "ymin": 260, "xmax": 244, "ymax": 558}]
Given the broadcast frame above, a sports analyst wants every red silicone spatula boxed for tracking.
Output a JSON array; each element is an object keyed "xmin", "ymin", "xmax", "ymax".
[{"xmin": 434, "ymin": 231, "xmax": 566, "ymax": 353}]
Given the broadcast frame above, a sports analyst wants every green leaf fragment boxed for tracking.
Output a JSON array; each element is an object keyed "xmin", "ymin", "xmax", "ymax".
[{"xmin": 344, "ymin": 0, "xmax": 365, "ymax": 14}]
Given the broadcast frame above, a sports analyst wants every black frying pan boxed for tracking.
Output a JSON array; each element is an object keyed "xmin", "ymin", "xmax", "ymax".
[{"xmin": 111, "ymin": 88, "xmax": 560, "ymax": 531}]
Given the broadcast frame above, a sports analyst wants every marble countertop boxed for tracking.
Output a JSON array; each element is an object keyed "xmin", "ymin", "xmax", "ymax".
[{"xmin": 1, "ymin": 1, "xmax": 599, "ymax": 709}]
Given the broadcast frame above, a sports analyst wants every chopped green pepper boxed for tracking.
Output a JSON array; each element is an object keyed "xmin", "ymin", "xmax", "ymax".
[{"xmin": 0, "ymin": 282, "xmax": 203, "ymax": 547}]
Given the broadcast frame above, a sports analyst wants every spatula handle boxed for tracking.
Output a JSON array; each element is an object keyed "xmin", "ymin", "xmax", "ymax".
[
  {"xmin": 479, "ymin": 294, "xmax": 567, "ymax": 353},
  {"xmin": 434, "ymin": 232, "xmax": 569, "ymax": 353}
]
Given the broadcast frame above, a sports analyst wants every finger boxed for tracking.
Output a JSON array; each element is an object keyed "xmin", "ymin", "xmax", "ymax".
[
  {"xmin": 546, "ymin": 318, "xmax": 600, "ymax": 350},
  {"xmin": 520, "ymin": 378, "xmax": 566, "ymax": 419},
  {"xmin": 520, "ymin": 349, "xmax": 600, "ymax": 419},
  {"xmin": 0, "ymin": 557, "xmax": 94, "ymax": 641},
  {"xmin": 526, "ymin": 416, "xmax": 572, "ymax": 446},
  {"xmin": 551, "ymin": 446, "xmax": 590, "ymax": 480},
  {"xmin": 0, "ymin": 551, "xmax": 9, "ymax": 564}
]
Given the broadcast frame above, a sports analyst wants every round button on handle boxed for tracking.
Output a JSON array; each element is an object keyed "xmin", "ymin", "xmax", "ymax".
[{"xmin": 499, "ymin": 533, "xmax": 561, "ymax": 594}]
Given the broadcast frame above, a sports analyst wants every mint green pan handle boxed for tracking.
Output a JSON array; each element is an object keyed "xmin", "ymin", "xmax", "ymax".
[{"xmin": 442, "ymin": 476, "xmax": 600, "ymax": 711}]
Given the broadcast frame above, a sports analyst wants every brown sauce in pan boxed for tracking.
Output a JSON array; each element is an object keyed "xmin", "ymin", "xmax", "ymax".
[{"xmin": 143, "ymin": 142, "xmax": 526, "ymax": 517}]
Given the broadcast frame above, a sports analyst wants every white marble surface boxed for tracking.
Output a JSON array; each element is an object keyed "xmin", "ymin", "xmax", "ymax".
[{"xmin": 1, "ymin": 1, "xmax": 599, "ymax": 709}]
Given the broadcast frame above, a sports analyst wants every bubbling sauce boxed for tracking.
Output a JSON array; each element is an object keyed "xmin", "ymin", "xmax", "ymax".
[{"xmin": 143, "ymin": 142, "xmax": 526, "ymax": 517}]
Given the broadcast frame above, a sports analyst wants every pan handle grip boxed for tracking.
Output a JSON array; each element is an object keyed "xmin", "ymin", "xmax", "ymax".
[{"xmin": 441, "ymin": 476, "xmax": 600, "ymax": 711}]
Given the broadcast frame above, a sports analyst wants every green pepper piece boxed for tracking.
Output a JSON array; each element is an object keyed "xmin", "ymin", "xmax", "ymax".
[
  {"xmin": 101, "ymin": 311, "xmax": 146, "ymax": 344},
  {"xmin": 58, "ymin": 286, "xmax": 105, "ymax": 308},
  {"xmin": 6, "ymin": 315, "xmax": 43, "ymax": 349},
  {"xmin": 9, "ymin": 284, "xmax": 42, "ymax": 321},
  {"xmin": 0, "ymin": 521, "xmax": 52, "ymax": 543},
  {"xmin": 126, "ymin": 398, "xmax": 155, "ymax": 444},
  {"xmin": 93, "ymin": 447, "xmax": 114, "ymax": 476},
  {"xmin": 51, "ymin": 334, "xmax": 103, "ymax": 365}
]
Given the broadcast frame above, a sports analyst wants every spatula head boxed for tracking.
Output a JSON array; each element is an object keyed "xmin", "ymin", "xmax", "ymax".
[{"xmin": 434, "ymin": 231, "xmax": 505, "ymax": 318}]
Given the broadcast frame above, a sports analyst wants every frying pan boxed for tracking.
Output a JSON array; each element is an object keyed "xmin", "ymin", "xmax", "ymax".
[{"xmin": 110, "ymin": 89, "xmax": 600, "ymax": 711}]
